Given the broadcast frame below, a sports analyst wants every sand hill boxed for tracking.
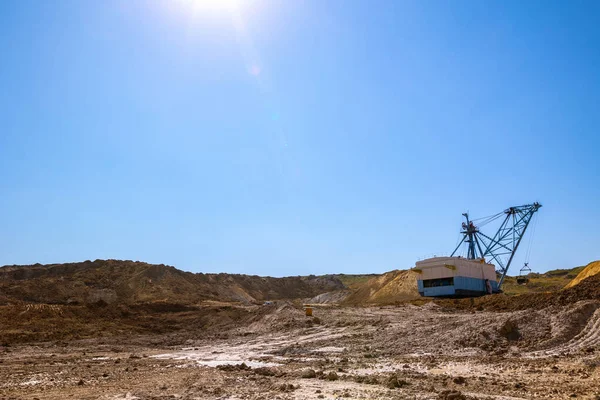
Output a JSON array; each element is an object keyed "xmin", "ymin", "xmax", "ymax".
[
  {"xmin": 500, "ymin": 264, "xmax": 587, "ymax": 295},
  {"xmin": 2, "ymin": 259, "xmax": 596, "ymax": 308},
  {"xmin": 342, "ymin": 269, "xmax": 420, "ymax": 304},
  {"xmin": 0, "ymin": 259, "xmax": 344, "ymax": 305},
  {"xmin": 565, "ymin": 260, "xmax": 600, "ymax": 289}
]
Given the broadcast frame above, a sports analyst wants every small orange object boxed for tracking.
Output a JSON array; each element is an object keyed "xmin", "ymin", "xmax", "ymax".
[{"xmin": 305, "ymin": 307, "xmax": 313, "ymax": 317}]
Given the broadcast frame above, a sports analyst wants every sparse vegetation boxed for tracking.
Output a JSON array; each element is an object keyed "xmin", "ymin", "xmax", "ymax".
[{"xmin": 502, "ymin": 264, "xmax": 590, "ymax": 295}]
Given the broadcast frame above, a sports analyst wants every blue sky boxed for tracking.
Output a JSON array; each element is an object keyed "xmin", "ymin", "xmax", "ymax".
[{"xmin": 1, "ymin": 0, "xmax": 598, "ymax": 276}]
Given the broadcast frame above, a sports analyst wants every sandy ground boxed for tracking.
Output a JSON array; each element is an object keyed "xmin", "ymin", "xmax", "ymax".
[{"xmin": 1, "ymin": 302, "xmax": 599, "ymax": 400}]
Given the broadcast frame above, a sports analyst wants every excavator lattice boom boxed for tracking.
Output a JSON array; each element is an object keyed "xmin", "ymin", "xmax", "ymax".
[{"xmin": 450, "ymin": 202, "xmax": 542, "ymax": 288}]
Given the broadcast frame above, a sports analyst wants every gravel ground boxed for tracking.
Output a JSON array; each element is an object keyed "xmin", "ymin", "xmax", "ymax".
[{"xmin": 1, "ymin": 302, "xmax": 599, "ymax": 399}]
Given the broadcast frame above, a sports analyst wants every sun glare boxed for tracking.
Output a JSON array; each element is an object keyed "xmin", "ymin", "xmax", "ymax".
[{"xmin": 175, "ymin": 0, "xmax": 240, "ymax": 13}]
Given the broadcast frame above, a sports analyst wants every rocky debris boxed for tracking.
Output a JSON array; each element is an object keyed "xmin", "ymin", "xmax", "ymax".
[
  {"xmin": 301, "ymin": 369, "xmax": 317, "ymax": 378},
  {"xmin": 2, "ymin": 261, "xmax": 600, "ymax": 400},
  {"xmin": 499, "ymin": 320, "xmax": 521, "ymax": 341},
  {"xmin": 354, "ymin": 375, "xmax": 380, "ymax": 385},
  {"xmin": 325, "ymin": 371, "xmax": 339, "ymax": 381},
  {"xmin": 277, "ymin": 383, "xmax": 297, "ymax": 392},
  {"xmin": 253, "ymin": 367, "xmax": 276, "ymax": 376},
  {"xmin": 217, "ymin": 363, "xmax": 251, "ymax": 371},
  {"xmin": 452, "ymin": 376, "xmax": 467, "ymax": 385},
  {"xmin": 438, "ymin": 390, "xmax": 466, "ymax": 400},
  {"xmin": 386, "ymin": 375, "xmax": 409, "ymax": 389},
  {"xmin": 1, "ymin": 302, "xmax": 600, "ymax": 399}
]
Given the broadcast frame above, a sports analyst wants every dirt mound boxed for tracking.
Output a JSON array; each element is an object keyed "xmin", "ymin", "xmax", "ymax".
[
  {"xmin": 501, "ymin": 264, "xmax": 586, "ymax": 295},
  {"xmin": 0, "ymin": 260, "xmax": 345, "ymax": 305},
  {"xmin": 0, "ymin": 301, "xmax": 264, "ymax": 344},
  {"xmin": 343, "ymin": 269, "xmax": 420, "ymax": 305},
  {"xmin": 309, "ymin": 290, "xmax": 350, "ymax": 304},
  {"xmin": 565, "ymin": 260, "xmax": 600, "ymax": 289},
  {"xmin": 436, "ymin": 272, "xmax": 600, "ymax": 312}
]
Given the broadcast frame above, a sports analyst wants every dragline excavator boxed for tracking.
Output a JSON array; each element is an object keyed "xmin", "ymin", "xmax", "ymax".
[{"xmin": 413, "ymin": 202, "xmax": 542, "ymax": 298}]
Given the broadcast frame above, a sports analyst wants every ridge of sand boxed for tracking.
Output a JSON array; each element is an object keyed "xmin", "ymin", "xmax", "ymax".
[{"xmin": 565, "ymin": 260, "xmax": 600, "ymax": 289}]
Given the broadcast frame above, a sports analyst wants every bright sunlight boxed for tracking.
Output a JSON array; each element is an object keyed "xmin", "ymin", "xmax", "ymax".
[{"xmin": 174, "ymin": 0, "xmax": 240, "ymax": 13}]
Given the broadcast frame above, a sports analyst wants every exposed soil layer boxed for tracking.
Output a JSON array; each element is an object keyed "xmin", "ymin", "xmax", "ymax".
[
  {"xmin": 1, "ymin": 262, "xmax": 600, "ymax": 398},
  {"xmin": 1, "ymin": 292, "xmax": 600, "ymax": 399},
  {"xmin": 343, "ymin": 269, "xmax": 420, "ymax": 305},
  {"xmin": 434, "ymin": 273, "xmax": 600, "ymax": 312},
  {"xmin": 566, "ymin": 261, "xmax": 600, "ymax": 289},
  {"xmin": 0, "ymin": 260, "xmax": 344, "ymax": 305}
]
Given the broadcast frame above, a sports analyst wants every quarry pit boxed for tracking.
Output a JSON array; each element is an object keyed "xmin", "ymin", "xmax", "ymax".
[
  {"xmin": 1, "ymin": 300, "xmax": 599, "ymax": 399},
  {"xmin": 1, "ymin": 260, "xmax": 599, "ymax": 399}
]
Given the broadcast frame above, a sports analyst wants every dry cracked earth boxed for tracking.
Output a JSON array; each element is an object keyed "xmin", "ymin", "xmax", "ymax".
[{"xmin": 1, "ymin": 301, "xmax": 600, "ymax": 400}]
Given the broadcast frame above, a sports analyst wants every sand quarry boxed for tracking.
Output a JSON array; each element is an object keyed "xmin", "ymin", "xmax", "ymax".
[
  {"xmin": 1, "ymin": 261, "xmax": 599, "ymax": 399},
  {"xmin": 1, "ymin": 298, "xmax": 599, "ymax": 399}
]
